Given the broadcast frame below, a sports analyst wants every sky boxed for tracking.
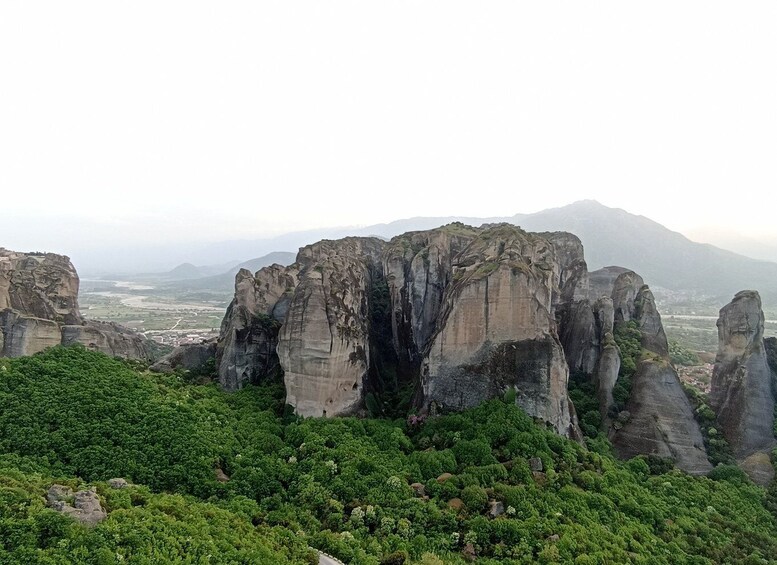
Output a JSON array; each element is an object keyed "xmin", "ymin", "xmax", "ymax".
[{"xmin": 1, "ymin": 2, "xmax": 776, "ymax": 266}]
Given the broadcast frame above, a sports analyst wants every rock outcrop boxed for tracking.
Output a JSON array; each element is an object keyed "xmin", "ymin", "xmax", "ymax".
[
  {"xmin": 0, "ymin": 248, "xmax": 151, "ymax": 360},
  {"xmin": 610, "ymin": 285, "xmax": 712, "ymax": 475},
  {"xmin": 709, "ymin": 291, "xmax": 775, "ymax": 483},
  {"xmin": 216, "ymin": 265, "xmax": 298, "ymax": 391},
  {"xmin": 214, "ymin": 224, "xmax": 714, "ymax": 462},
  {"xmin": 278, "ymin": 238, "xmax": 385, "ymax": 417},
  {"xmin": 0, "ymin": 309, "xmax": 62, "ymax": 357},
  {"xmin": 418, "ymin": 225, "xmax": 576, "ymax": 436},
  {"xmin": 61, "ymin": 320, "xmax": 150, "ymax": 360},
  {"xmin": 383, "ymin": 225, "xmax": 478, "ymax": 378},
  {"xmin": 0, "ymin": 249, "xmax": 81, "ymax": 325},
  {"xmin": 46, "ymin": 485, "xmax": 107, "ymax": 526},
  {"xmin": 150, "ymin": 339, "xmax": 217, "ymax": 374}
]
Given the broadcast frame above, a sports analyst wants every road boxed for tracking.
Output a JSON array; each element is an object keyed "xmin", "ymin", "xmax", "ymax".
[{"xmin": 318, "ymin": 552, "xmax": 345, "ymax": 565}]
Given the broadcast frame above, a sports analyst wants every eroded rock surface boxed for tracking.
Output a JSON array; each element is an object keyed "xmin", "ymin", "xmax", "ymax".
[
  {"xmin": 278, "ymin": 238, "xmax": 385, "ymax": 417},
  {"xmin": 611, "ymin": 359, "xmax": 711, "ymax": 474},
  {"xmin": 383, "ymin": 225, "xmax": 478, "ymax": 376},
  {"xmin": 0, "ymin": 248, "xmax": 82, "ymax": 325},
  {"xmin": 150, "ymin": 339, "xmax": 217, "ymax": 374},
  {"xmin": 216, "ymin": 265, "xmax": 298, "ymax": 391},
  {"xmin": 420, "ymin": 225, "xmax": 575, "ymax": 436},
  {"xmin": 0, "ymin": 248, "xmax": 151, "ymax": 360},
  {"xmin": 611, "ymin": 285, "xmax": 711, "ymax": 475},
  {"xmin": 47, "ymin": 485, "xmax": 107, "ymax": 527},
  {"xmin": 61, "ymin": 321, "xmax": 150, "ymax": 360},
  {"xmin": 709, "ymin": 291, "xmax": 775, "ymax": 482}
]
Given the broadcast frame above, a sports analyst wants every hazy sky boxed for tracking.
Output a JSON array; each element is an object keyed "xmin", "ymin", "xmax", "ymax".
[{"xmin": 2, "ymin": 2, "xmax": 775, "ymax": 258}]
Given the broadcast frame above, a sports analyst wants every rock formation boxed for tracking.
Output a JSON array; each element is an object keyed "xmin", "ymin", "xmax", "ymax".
[
  {"xmin": 383, "ymin": 225, "xmax": 478, "ymax": 378},
  {"xmin": 278, "ymin": 238, "xmax": 385, "ymax": 417},
  {"xmin": 214, "ymin": 224, "xmax": 715, "ymax": 463},
  {"xmin": 0, "ymin": 248, "xmax": 151, "ymax": 360},
  {"xmin": 418, "ymin": 225, "xmax": 576, "ymax": 436},
  {"xmin": 150, "ymin": 339, "xmax": 217, "ymax": 374},
  {"xmin": 46, "ymin": 485, "xmax": 107, "ymax": 526},
  {"xmin": 709, "ymin": 291, "xmax": 775, "ymax": 483},
  {"xmin": 610, "ymin": 285, "xmax": 712, "ymax": 475},
  {"xmin": 216, "ymin": 265, "xmax": 298, "ymax": 391}
]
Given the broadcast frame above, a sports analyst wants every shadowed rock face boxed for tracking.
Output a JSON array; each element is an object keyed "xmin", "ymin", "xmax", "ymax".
[
  {"xmin": 420, "ymin": 225, "xmax": 576, "ymax": 436},
  {"xmin": 710, "ymin": 291, "xmax": 775, "ymax": 478},
  {"xmin": 150, "ymin": 339, "xmax": 217, "ymax": 374},
  {"xmin": 0, "ymin": 248, "xmax": 150, "ymax": 360},
  {"xmin": 588, "ymin": 266, "xmax": 632, "ymax": 304},
  {"xmin": 611, "ymin": 285, "xmax": 712, "ymax": 475},
  {"xmin": 383, "ymin": 225, "xmax": 479, "ymax": 377},
  {"xmin": 216, "ymin": 265, "xmax": 298, "ymax": 391},
  {"xmin": 278, "ymin": 238, "xmax": 386, "ymax": 417},
  {"xmin": 611, "ymin": 360, "xmax": 711, "ymax": 474},
  {"xmin": 593, "ymin": 333, "xmax": 620, "ymax": 417}
]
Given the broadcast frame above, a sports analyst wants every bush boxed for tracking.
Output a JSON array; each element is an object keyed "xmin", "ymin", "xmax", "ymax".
[{"xmin": 460, "ymin": 485, "xmax": 488, "ymax": 514}]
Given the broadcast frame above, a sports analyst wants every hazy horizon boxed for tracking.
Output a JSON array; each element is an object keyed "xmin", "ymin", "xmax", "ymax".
[{"xmin": 2, "ymin": 2, "xmax": 776, "ymax": 271}]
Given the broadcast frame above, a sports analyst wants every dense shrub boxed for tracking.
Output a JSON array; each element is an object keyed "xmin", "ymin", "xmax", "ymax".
[{"xmin": 0, "ymin": 346, "xmax": 776, "ymax": 563}]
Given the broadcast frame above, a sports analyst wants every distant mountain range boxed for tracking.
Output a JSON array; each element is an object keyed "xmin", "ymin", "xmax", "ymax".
[
  {"xmin": 161, "ymin": 252, "xmax": 297, "ymax": 292},
  {"xmin": 98, "ymin": 201, "xmax": 777, "ymax": 305}
]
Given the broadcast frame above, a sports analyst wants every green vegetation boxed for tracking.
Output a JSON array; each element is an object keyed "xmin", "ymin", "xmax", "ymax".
[
  {"xmin": 567, "ymin": 372, "xmax": 601, "ymax": 439},
  {"xmin": 1, "ymin": 346, "xmax": 777, "ymax": 563},
  {"xmin": 669, "ymin": 340, "xmax": 702, "ymax": 367},
  {"xmin": 682, "ymin": 384, "xmax": 735, "ymax": 467},
  {"xmin": 609, "ymin": 321, "xmax": 642, "ymax": 416}
]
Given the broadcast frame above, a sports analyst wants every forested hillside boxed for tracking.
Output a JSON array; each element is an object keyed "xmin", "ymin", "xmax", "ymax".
[{"xmin": 1, "ymin": 347, "xmax": 776, "ymax": 564}]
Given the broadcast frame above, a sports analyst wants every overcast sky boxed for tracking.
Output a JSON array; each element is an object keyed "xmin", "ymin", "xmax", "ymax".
[{"xmin": 1, "ymin": 1, "xmax": 775, "ymax": 260}]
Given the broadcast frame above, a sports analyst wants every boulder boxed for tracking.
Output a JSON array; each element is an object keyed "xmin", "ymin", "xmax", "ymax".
[
  {"xmin": 488, "ymin": 500, "xmax": 505, "ymax": 518},
  {"xmin": 107, "ymin": 478, "xmax": 129, "ymax": 489},
  {"xmin": 150, "ymin": 339, "xmax": 216, "ymax": 374},
  {"xmin": 46, "ymin": 485, "xmax": 107, "ymax": 526}
]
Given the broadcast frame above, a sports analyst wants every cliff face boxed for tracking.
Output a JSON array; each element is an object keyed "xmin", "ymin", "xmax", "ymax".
[
  {"xmin": 0, "ymin": 249, "xmax": 82, "ymax": 326},
  {"xmin": 383, "ymin": 225, "xmax": 478, "ymax": 377},
  {"xmin": 419, "ymin": 225, "xmax": 575, "ymax": 436},
  {"xmin": 709, "ymin": 291, "xmax": 775, "ymax": 483},
  {"xmin": 278, "ymin": 238, "xmax": 385, "ymax": 418},
  {"xmin": 610, "ymin": 285, "xmax": 712, "ymax": 475},
  {"xmin": 216, "ymin": 226, "xmax": 582, "ymax": 435},
  {"xmin": 213, "ymin": 225, "xmax": 715, "ymax": 462},
  {"xmin": 0, "ymin": 248, "xmax": 150, "ymax": 360},
  {"xmin": 216, "ymin": 266, "xmax": 298, "ymax": 391}
]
